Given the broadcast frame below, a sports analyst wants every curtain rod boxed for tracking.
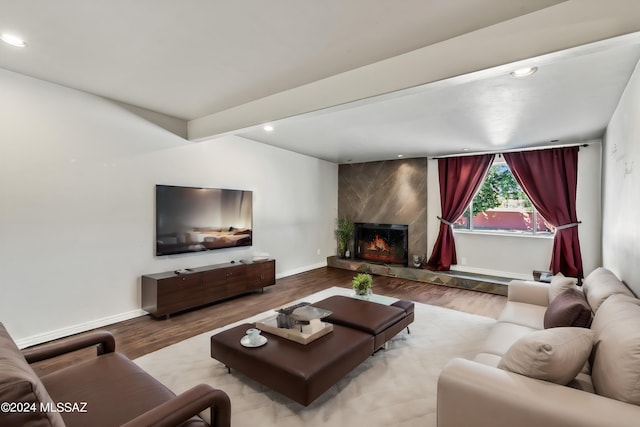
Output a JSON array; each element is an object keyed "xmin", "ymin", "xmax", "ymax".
[{"xmin": 430, "ymin": 142, "xmax": 593, "ymax": 160}]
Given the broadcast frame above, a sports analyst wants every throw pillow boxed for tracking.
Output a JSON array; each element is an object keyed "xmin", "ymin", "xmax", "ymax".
[
  {"xmin": 544, "ymin": 288, "xmax": 592, "ymax": 329},
  {"xmin": 582, "ymin": 267, "xmax": 634, "ymax": 313},
  {"xmin": 590, "ymin": 294, "xmax": 640, "ymax": 404},
  {"xmin": 548, "ymin": 272, "xmax": 578, "ymax": 303},
  {"xmin": 498, "ymin": 327, "xmax": 594, "ymax": 385}
]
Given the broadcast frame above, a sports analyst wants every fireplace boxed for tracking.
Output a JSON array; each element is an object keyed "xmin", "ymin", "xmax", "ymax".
[{"xmin": 354, "ymin": 223, "xmax": 408, "ymax": 266}]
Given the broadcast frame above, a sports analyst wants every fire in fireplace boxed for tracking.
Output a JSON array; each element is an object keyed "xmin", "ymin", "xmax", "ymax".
[{"xmin": 354, "ymin": 223, "xmax": 408, "ymax": 266}]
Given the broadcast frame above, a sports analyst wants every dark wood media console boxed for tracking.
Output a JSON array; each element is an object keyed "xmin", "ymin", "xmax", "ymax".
[{"xmin": 142, "ymin": 259, "xmax": 276, "ymax": 318}]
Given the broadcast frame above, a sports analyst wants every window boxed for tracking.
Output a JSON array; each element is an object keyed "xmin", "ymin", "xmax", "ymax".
[{"xmin": 453, "ymin": 161, "xmax": 553, "ymax": 235}]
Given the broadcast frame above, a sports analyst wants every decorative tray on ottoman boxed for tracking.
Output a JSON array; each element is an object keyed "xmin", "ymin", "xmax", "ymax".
[{"xmin": 255, "ymin": 303, "xmax": 333, "ymax": 345}]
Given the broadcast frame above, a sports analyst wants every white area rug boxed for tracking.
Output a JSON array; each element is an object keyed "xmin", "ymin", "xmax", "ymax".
[{"xmin": 134, "ymin": 287, "xmax": 496, "ymax": 427}]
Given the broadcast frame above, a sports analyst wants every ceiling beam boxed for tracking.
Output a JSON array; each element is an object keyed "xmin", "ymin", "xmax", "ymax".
[{"xmin": 188, "ymin": 0, "xmax": 640, "ymax": 142}]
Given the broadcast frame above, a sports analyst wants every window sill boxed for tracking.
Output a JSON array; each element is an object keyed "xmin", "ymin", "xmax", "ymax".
[{"xmin": 453, "ymin": 229, "xmax": 554, "ymax": 240}]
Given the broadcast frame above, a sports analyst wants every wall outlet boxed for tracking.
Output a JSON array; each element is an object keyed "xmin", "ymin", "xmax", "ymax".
[
  {"xmin": 316, "ymin": 249, "xmax": 321, "ymax": 255},
  {"xmin": 460, "ymin": 256, "xmax": 467, "ymax": 265}
]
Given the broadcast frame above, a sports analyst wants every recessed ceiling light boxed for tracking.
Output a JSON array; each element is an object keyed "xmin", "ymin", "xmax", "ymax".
[
  {"xmin": 510, "ymin": 67, "xmax": 537, "ymax": 78},
  {"xmin": 462, "ymin": 148, "xmax": 470, "ymax": 152},
  {"xmin": 397, "ymin": 154, "xmax": 404, "ymax": 158},
  {"xmin": 263, "ymin": 124, "xmax": 274, "ymax": 132},
  {"xmin": 1, "ymin": 33, "xmax": 27, "ymax": 47}
]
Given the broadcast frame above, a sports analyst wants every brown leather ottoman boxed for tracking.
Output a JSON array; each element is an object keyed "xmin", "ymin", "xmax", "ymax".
[
  {"xmin": 210, "ymin": 322, "xmax": 373, "ymax": 406},
  {"xmin": 312, "ymin": 296, "xmax": 415, "ymax": 349}
]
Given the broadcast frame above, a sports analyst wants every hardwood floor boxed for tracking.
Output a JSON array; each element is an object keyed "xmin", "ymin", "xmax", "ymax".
[{"xmin": 28, "ymin": 266, "xmax": 506, "ymax": 376}]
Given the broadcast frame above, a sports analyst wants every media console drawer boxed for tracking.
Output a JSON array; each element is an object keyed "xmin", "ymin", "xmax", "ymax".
[{"xmin": 142, "ymin": 259, "xmax": 276, "ymax": 318}]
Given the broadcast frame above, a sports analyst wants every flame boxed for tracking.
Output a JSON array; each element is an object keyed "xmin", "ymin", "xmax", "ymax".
[{"xmin": 366, "ymin": 234, "xmax": 390, "ymax": 253}]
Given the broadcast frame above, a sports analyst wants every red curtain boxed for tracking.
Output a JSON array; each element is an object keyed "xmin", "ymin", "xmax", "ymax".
[
  {"xmin": 426, "ymin": 154, "xmax": 495, "ymax": 271},
  {"xmin": 503, "ymin": 147, "xmax": 583, "ymax": 278}
]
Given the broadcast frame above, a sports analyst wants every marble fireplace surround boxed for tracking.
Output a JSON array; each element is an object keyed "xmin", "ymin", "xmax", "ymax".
[
  {"xmin": 338, "ymin": 158, "xmax": 428, "ymax": 262},
  {"xmin": 337, "ymin": 158, "xmax": 509, "ymax": 296}
]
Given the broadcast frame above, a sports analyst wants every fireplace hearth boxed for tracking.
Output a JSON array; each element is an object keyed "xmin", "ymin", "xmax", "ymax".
[{"xmin": 354, "ymin": 223, "xmax": 408, "ymax": 266}]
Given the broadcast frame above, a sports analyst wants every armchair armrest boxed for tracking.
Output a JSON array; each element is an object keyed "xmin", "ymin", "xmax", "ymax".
[
  {"xmin": 22, "ymin": 330, "xmax": 116, "ymax": 363},
  {"xmin": 437, "ymin": 358, "xmax": 640, "ymax": 427},
  {"xmin": 121, "ymin": 383, "xmax": 231, "ymax": 427},
  {"xmin": 507, "ymin": 280, "xmax": 549, "ymax": 307}
]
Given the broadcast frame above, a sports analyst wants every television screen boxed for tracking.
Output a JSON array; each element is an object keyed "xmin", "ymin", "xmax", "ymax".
[{"xmin": 155, "ymin": 185, "xmax": 253, "ymax": 256}]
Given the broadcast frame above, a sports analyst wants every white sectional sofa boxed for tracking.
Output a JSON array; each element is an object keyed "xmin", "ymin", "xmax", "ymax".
[{"xmin": 437, "ymin": 267, "xmax": 640, "ymax": 427}]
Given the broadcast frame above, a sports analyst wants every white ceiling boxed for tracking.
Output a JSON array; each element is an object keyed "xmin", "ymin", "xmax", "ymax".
[
  {"xmin": 239, "ymin": 35, "xmax": 640, "ymax": 162},
  {"xmin": 2, "ymin": 0, "xmax": 640, "ymax": 164}
]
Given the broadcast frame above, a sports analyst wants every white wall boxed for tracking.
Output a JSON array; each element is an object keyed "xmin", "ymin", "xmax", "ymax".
[
  {"xmin": 426, "ymin": 144, "xmax": 602, "ymax": 279},
  {"xmin": 602, "ymin": 58, "xmax": 640, "ymax": 296},
  {"xmin": 0, "ymin": 68, "xmax": 338, "ymax": 346}
]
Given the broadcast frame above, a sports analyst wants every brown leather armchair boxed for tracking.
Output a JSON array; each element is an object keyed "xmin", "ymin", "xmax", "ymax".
[{"xmin": 0, "ymin": 323, "xmax": 230, "ymax": 427}]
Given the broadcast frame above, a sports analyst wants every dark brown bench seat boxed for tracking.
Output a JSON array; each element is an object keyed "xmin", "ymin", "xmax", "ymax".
[
  {"xmin": 210, "ymin": 322, "xmax": 373, "ymax": 406},
  {"xmin": 209, "ymin": 295, "xmax": 415, "ymax": 406},
  {"xmin": 312, "ymin": 296, "xmax": 415, "ymax": 349}
]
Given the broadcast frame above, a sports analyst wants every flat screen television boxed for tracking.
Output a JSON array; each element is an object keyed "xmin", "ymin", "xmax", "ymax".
[{"xmin": 155, "ymin": 185, "xmax": 253, "ymax": 256}]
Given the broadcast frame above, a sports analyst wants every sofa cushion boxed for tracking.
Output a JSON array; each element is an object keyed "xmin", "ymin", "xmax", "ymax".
[
  {"xmin": 544, "ymin": 288, "xmax": 592, "ymax": 329},
  {"xmin": 549, "ymin": 272, "xmax": 579, "ymax": 303},
  {"xmin": 582, "ymin": 267, "xmax": 634, "ymax": 313},
  {"xmin": 567, "ymin": 371, "xmax": 595, "ymax": 393},
  {"xmin": 590, "ymin": 294, "xmax": 640, "ymax": 405},
  {"xmin": 473, "ymin": 352, "xmax": 502, "ymax": 368},
  {"xmin": 497, "ymin": 301, "xmax": 546, "ymax": 330},
  {"xmin": 480, "ymin": 322, "xmax": 537, "ymax": 357},
  {"xmin": 498, "ymin": 327, "xmax": 594, "ymax": 385},
  {"xmin": 0, "ymin": 323, "xmax": 65, "ymax": 427}
]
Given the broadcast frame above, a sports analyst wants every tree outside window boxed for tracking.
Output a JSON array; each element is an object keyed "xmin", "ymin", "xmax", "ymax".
[{"xmin": 453, "ymin": 162, "xmax": 553, "ymax": 235}]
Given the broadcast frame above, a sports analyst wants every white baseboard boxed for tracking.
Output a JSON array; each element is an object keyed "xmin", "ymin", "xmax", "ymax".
[
  {"xmin": 449, "ymin": 265, "xmax": 532, "ymax": 281},
  {"xmin": 16, "ymin": 309, "xmax": 147, "ymax": 349},
  {"xmin": 276, "ymin": 261, "xmax": 328, "ymax": 279}
]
